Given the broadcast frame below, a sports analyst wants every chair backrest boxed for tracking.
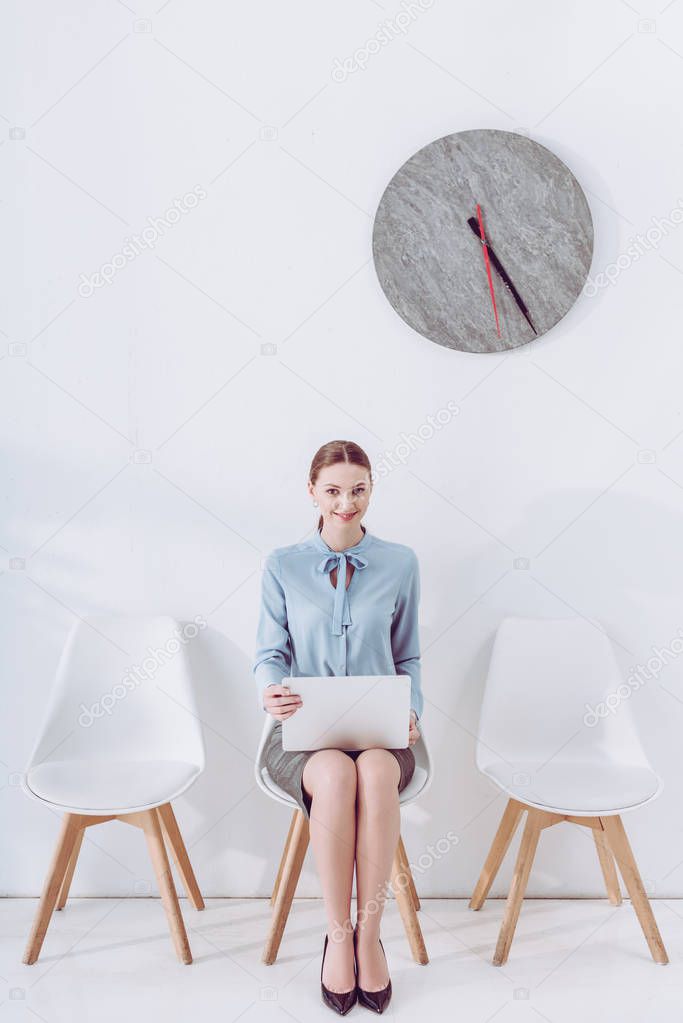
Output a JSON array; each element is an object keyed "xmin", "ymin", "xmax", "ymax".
[
  {"xmin": 254, "ymin": 711, "xmax": 433, "ymax": 805},
  {"xmin": 27, "ymin": 616, "xmax": 206, "ymax": 772},
  {"xmin": 254, "ymin": 714, "xmax": 289, "ymax": 805},
  {"xmin": 401, "ymin": 715, "xmax": 432, "ymax": 805},
  {"xmin": 476, "ymin": 616, "xmax": 651, "ymax": 773}
]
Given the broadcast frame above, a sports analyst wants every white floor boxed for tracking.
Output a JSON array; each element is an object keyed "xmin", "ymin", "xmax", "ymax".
[{"xmin": 3, "ymin": 897, "xmax": 683, "ymax": 1022}]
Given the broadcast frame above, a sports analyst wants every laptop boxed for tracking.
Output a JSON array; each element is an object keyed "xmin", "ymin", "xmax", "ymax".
[{"xmin": 281, "ymin": 674, "xmax": 411, "ymax": 752}]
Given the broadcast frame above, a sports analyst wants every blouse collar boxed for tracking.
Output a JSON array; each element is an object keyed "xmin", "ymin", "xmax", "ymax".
[
  {"xmin": 310, "ymin": 524, "xmax": 372, "ymax": 556},
  {"xmin": 311, "ymin": 525, "xmax": 372, "ymax": 635}
]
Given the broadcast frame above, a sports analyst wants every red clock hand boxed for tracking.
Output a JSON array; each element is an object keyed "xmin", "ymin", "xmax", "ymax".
[{"xmin": 475, "ymin": 203, "xmax": 501, "ymax": 339}]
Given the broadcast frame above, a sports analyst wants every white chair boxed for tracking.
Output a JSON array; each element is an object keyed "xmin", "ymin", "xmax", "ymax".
[
  {"xmin": 255, "ymin": 711, "xmax": 433, "ymax": 965},
  {"xmin": 22, "ymin": 615, "xmax": 206, "ymax": 965},
  {"xmin": 470, "ymin": 616, "xmax": 668, "ymax": 966}
]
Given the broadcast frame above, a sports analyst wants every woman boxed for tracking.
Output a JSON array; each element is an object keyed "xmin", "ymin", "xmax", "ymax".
[{"xmin": 253, "ymin": 440, "xmax": 423, "ymax": 1015}]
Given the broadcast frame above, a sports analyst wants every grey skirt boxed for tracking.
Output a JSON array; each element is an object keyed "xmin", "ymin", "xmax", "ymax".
[{"xmin": 263, "ymin": 719, "xmax": 416, "ymax": 820}]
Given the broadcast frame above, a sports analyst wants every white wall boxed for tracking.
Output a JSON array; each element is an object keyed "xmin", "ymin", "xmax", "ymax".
[{"xmin": 3, "ymin": 0, "xmax": 683, "ymax": 899}]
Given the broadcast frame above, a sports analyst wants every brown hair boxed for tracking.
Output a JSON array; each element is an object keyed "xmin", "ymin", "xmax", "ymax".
[{"xmin": 309, "ymin": 440, "xmax": 372, "ymax": 532}]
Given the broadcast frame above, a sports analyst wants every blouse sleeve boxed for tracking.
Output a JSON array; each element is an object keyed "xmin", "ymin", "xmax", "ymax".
[
  {"xmin": 391, "ymin": 550, "xmax": 423, "ymax": 720},
  {"xmin": 253, "ymin": 552, "xmax": 292, "ymax": 708}
]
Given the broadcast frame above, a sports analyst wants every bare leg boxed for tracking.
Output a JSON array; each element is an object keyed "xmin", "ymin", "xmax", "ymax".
[
  {"xmin": 302, "ymin": 750, "xmax": 357, "ymax": 993},
  {"xmin": 354, "ymin": 749, "xmax": 401, "ymax": 991}
]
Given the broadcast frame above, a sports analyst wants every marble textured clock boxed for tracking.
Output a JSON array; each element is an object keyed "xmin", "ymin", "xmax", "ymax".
[{"xmin": 372, "ymin": 129, "xmax": 593, "ymax": 354}]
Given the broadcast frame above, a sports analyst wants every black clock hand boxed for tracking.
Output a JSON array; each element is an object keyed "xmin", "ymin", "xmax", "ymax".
[{"xmin": 467, "ymin": 217, "xmax": 537, "ymax": 335}]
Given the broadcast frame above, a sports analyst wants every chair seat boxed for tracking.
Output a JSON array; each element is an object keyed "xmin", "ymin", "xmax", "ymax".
[
  {"xmin": 482, "ymin": 760, "xmax": 661, "ymax": 815},
  {"xmin": 26, "ymin": 759, "xmax": 202, "ymax": 814},
  {"xmin": 261, "ymin": 763, "xmax": 429, "ymax": 807},
  {"xmin": 399, "ymin": 764, "xmax": 428, "ymax": 803}
]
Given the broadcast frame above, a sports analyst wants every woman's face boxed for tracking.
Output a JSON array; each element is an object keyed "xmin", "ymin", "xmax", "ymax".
[{"xmin": 309, "ymin": 463, "xmax": 372, "ymax": 528}]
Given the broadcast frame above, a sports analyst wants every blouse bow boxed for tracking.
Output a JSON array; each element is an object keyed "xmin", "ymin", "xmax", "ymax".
[{"xmin": 317, "ymin": 551, "xmax": 368, "ymax": 635}]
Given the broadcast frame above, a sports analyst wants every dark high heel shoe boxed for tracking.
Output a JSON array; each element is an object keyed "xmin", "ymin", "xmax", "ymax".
[
  {"xmin": 353, "ymin": 925, "xmax": 392, "ymax": 1014},
  {"xmin": 321, "ymin": 933, "xmax": 357, "ymax": 1016}
]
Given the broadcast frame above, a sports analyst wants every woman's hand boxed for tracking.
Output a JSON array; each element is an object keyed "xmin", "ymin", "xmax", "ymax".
[
  {"xmin": 263, "ymin": 684, "xmax": 303, "ymax": 720},
  {"xmin": 408, "ymin": 710, "xmax": 420, "ymax": 746}
]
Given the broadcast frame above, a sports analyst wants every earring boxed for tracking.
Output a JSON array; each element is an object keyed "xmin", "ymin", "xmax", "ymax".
[{"xmin": 313, "ymin": 501, "xmax": 319, "ymax": 507}]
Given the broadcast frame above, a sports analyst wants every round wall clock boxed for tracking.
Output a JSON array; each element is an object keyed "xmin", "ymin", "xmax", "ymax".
[{"xmin": 372, "ymin": 129, "xmax": 593, "ymax": 354}]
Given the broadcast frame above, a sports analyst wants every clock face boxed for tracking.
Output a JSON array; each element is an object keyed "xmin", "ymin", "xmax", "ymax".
[{"xmin": 372, "ymin": 129, "xmax": 594, "ymax": 354}]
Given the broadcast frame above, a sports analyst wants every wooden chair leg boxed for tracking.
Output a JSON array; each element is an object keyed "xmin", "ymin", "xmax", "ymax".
[
  {"xmin": 493, "ymin": 808, "xmax": 543, "ymax": 966},
  {"xmin": 391, "ymin": 840, "xmax": 429, "ymax": 964},
  {"xmin": 270, "ymin": 809, "xmax": 298, "ymax": 907},
  {"xmin": 470, "ymin": 799, "xmax": 525, "ymax": 911},
  {"xmin": 55, "ymin": 827, "xmax": 85, "ymax": 911},
  {"xmin": 23, "ymin": 814, "xmax": 85, "ymax": 964},
  {"xmin": 602, "ymin": 815, "xmax": 668, "ymax": 964},
  {"xmin": 157, "ymin": 803, "xmax": 205, "ymax": 910},
  {"xmin": 397, "ymin": 835, "xmax": 420, "ymax": 911},
  {"xmin": 593, "ymin": 828, "xmax": 622, "ymax": 906},
  {"xmin": 140, "ymin": 809, "xmax": 192, "ymax": 964},
  {"xmin": 262, "ymin": 810, "xmax": 309, "ymax": 964}
]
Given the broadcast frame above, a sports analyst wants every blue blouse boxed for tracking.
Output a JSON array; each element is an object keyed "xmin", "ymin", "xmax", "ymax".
[{"xmin": 253, "ymin": 525, "xmax": 423, "ymax": 719}]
